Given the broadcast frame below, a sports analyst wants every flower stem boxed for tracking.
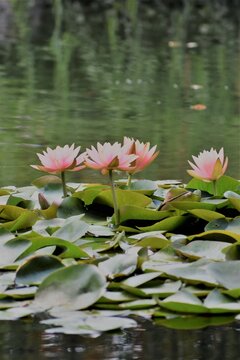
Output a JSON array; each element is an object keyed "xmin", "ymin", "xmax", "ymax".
[
  {"xmin": 61, "ymin": 171, "xmax": 68, "ymax": 198},
  {"xmin": 212, "ymin": 180, "xmax": 217, "ymax": 196},
  {"xmin": 109, "ymin": 170, "xmax": 120, "ymax": 227},
  {"xmin": 127, "ymin": 173, "xmax": 132, "ymax": 189}
]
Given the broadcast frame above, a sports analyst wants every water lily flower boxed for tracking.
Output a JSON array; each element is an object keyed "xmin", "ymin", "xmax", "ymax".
[
  {"xmin": 31, "ymin": 144, "xmax": 86, "ymax": 197},
  {"xmin": 187, "ymin": 148, "xmax": 228, "ymax": 182},
  {"xmin": 85, "ymin": 142, "xmax": 138, "ymax": 175},
  {"xmin": 123, "ymin": 137, "xmax": 159, "ymax": 174},
  {"xmin": 85, "ymin": 142, "xmax": 138, "ymax": 228},
  {"xmin": 31, "ymin": 144, "xmax": 86, "ymax": 174}
]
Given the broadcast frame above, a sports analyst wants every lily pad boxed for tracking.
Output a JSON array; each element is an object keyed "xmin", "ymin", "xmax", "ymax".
[
  {"xmin": 34, "ymin": 264, "xmax": 107, "ymax": 310},
  {"xmin": 98, "ymin": 254, "xmax": 137, "ymax": 279},
  {"xmin": 15, "ymin": 255, "xmax": 64, "ymax": 285}
]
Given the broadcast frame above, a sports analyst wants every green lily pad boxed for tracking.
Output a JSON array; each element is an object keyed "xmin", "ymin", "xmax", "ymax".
[
  {"xmin": 188, "ymin": 230, "xmax": 240, "ymax": 243},
  {"xmin": 154, "ymin": 315, "xmax": 234, "ymax": 330},
  {"xmin": 205, "ymin": 217, "xmax": 240, "ymax": 234},
  {"xmin": 17, "ymin": 232, "xmax": 89, "ymax": 259},
  {"xmin": 169, "ymin": 201, "xmax": 216, "ymax": 211},
  {"xmin": 32, "ymin": 175, "xmax": 61, "ymax": 188},
  {"xmin": 0, "ymin": 238, "xmax": 31, "ymax": 268},
  {"xmin": 188, "ymin": 209, "xmax": 225, "ymax": 222},
  {"xmin": 73, "ymin": 185, "xmax": 109, "ymax": 206},
  {"xmin": 138, "ymin": 216, "xmax": 187, "ymax": 232},
  {"xmin": 176, "ymin": 240, "xmax": 229, "ymax": 261},
  {"xmin": 160, "ymin": 290, "xmax": 207, "ymax": 313},
  {"xmin": 202, "ymin": 289, "xmax": 240, "ymax": 313},
  {"xmin": 207, "ymin": 261, "xmax": 240, "ymax": 290},
  {"xmin": 15, "ymin": 255, "xmax": 64, "ymax": 285},
  {"xmin": 34, "ymin": 264, "xmax": 107, "ymax": 310},
  {"xmin": 118, "ymin": 206, "xmax": 171, "ymax": 224},
  {"xmin": 95, "ymin": 189, "xmax": 151, "ymax": 209},
  {"xmin": 52, "ymin": 217, "xmax": 89, "ymax": 242},
  {"xmin": 57, "ymin": 197, "xmax": 85, "ymax": 219},
  {"xmin": 98, "ymin": 254, "xmax": 137, "ymax": 279},
  {"xmin": 187, "ymin": 175, "xmax": 240, "ymax": 196},
  {"xmin": 224, "ymin": 191, "xmax": 240, "ymax": 211}
]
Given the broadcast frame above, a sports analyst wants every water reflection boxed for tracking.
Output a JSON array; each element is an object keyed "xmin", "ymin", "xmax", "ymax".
[
  {"xmin": 0, "ymin": 318, "xmax": 240, "ymax": 359},
  {"xmin": 0, "ymin": 0, "xmax": 239, "ymax": 186}
]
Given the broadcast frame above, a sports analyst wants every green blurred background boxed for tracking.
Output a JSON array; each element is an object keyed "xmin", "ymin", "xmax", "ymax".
[{"xmin": 0, "ymin": 0, "xmax": 239, "ymax": 186}]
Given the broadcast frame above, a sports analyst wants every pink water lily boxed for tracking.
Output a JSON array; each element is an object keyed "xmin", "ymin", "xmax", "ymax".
[
  {"xmin": 85, "ymin": 141, "xmax": 138, "ymax": 228},
  {"xmin": 85, "ymin": 142, "xmax": 138, "ymax": 175},
  {"xmin": 187, "ymin": 148, "xmax": 228, "ymax": 182},
  {"xmin": 31, "ymin": 144, "xmax": 86, "ymax": 174},
  {"xmin": 31, "ymin": 144, "xmax": 86, "ymax": 197},
  {"xmin": 123, "ymin": 137, "xmax": 159, "ymax": 174}
]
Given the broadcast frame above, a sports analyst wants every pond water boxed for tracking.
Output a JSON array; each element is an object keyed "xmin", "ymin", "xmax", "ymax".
[
  {"xmin": 0, "ymin": 317, "xmax": 240, "ymax": 360},
  {"xmin": 0, "ymin": 0, "xmax": 239, "ymax": 358},
  {"xmin": 0, "ymin": 0, "xmax": 239, "ymax": 187}
]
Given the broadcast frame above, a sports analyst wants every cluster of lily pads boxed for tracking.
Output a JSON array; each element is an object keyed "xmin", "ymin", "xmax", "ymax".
[{"xmin": 0, "ymin": 140, "xmax": 239, "ymax": 335}]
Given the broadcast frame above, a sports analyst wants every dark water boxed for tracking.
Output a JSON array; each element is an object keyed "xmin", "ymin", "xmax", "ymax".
[
  {"xmin": 0, "ymin": 317, "xmax": 240, "ymax": 360},
  {"xmin": 0, "ymin": 0, "xmax": 240, "ymax": 358}
]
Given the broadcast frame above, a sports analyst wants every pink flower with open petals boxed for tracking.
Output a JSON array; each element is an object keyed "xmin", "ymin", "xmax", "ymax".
[
  {"xmin": 123, "ymin": 137, "xmax": 159, "ymax": 174},
  {"xmin": 85, "ymin": 142, "xmax": 138, "ymax": 175},
  {"xmin": 187, "ymin": 148, "xmax": 228, "ymax": 181},
  {"xmin": 31, "ymin": 144, "xmax": 86, "ymax": 174}
]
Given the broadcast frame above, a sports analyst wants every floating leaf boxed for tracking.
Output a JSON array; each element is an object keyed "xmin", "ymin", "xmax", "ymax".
[
  {"xmin": 203, "ymin": 289, "xmax": 240, "ymax": 312},
  {"xmin": 34, "ymin": 264, "xmax": 107, "ymax": 310},
  {"xmin": 169, "ymin": 201, "xmax": 216, "ymax": 211},
  {"xmin": 224, "ymin": 191, "xmax": 240, "ymax": 211},
  {"xmin": 138, "ymin": 216, "xmax": 186, "ymax": 232},
  {"xmin": 52, "ymin": 217, "xmax": 89, "ymax": 242},
  {"xmin": 155, "ymin": 315, "xmax": 234, "ymax": 330},
  {"xmin": 57, "ymin": 197, "xmax": 85, "ymax": 219},
  {"xmin": 98, "ymin": 254, "xmax": 137, "ymax": 279},
  {"xmin": 98, "ymin": 290, "xmax": 137, "ymax": 303},
  {"xmin": 95, "ymin": 189, "xmax": 151, "ymax": 209},
  {"xmin": 119, "ymin": 298, "xmax": 157, "ymax": 310},
  {"xmin": 187, "ymin": 176, "xmax": 240, "ymax": 196},
  {"xmin": 176, "ymin": 240, "xmax": 229, "ymax": 261},
  {"xmin": 17, "ymin": 232, "xmax": 89, "ymax": 259},
  {"xmin": 16, "ymin": 255, "xmax": 64, "ymax": 285},
  {"xmin": 8, "ymin": 211, "xmax": 39, "ymax": 232},
  {"xmin": 3, "ymin": 286, "xmax": 38, "ymax": 299},
  {"xmin": 160, "ymin": 290, "xmax": 206, "ymax": 313},
  {"xmin": 0, "ymin": 238, "xmax": 31, "ymax": 267},
  {"xmin": 188, "ymin": 230, "xmax": 240, "ymax": 243},
  {"xmin": 135, "ymin": 236, "xmax": 169, "ymax": 249},
  {"xmin": 188, "ymin": 209, "xmax": 225, "ymax": 222},
  {"xmin": 0, "ymin": 307, "xmax": 36, "ymax": 320},
  {"xmin": 207, "ymin": 261, "xmax": 240, "ymax": 290},
  {"xmin": 0, "ymin": 205, "xmax": 26, "ymax": 221},
  {"xmin": 32, "ymin": 175, "xmax": 61, "ymax": 188},
  {"xmin": 73, "ymin": 185, "xmax": 109, "ymax": 206},
  {"xmin": 205, "ymin": 217, "xmax": 240, "ymax": 234},
  {"xmin": 121, "ymin": 272, "xmax": 162, "ymax": 288},
  {"xmin": 127, "ymin": 180, "xmax": 158, "ymax": 195},
  {"xmin": 118, "ymin": 206, "xmax": 171, "ymax": 224}
]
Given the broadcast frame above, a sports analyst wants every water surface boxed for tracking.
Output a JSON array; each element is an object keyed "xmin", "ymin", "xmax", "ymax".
[
  {"xmin": 0, "ymin": 0, "xmax": 239, "ymax": 186},
  {"xmin": 0, "ymin": 317, "xmax": 240, "ymax": 360}
]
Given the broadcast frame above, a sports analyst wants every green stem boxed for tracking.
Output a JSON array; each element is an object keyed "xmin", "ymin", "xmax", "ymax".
[
  {"xmin": 127, "ymin": 173, "xmax": 132, "ymax": 189},
  {"xmin": 212, "ymin": 180, "xmax": 217, "ymax": 196},
  {"xmin": 61, "ymin": 171, "xmax": 67, "ymax": 198},
  {"xmin": 109, "ymin": 170, "xmax": 120, "ymax": 227}
]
